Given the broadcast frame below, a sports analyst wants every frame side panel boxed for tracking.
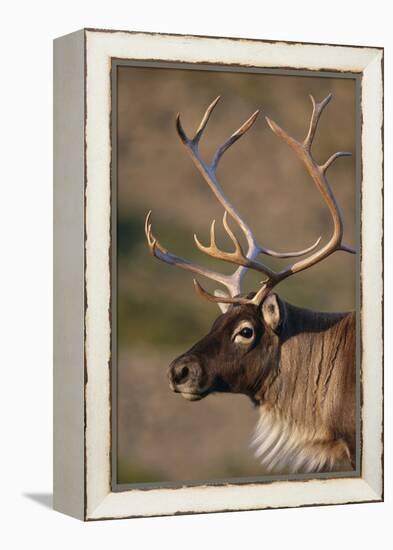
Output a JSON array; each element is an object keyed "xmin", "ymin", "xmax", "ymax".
[{"xmin": 53, "ymin": 29, "xmax": 85, "ymax": 520}]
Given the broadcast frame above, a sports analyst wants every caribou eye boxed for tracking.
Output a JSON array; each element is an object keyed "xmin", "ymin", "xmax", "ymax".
[{"xmin": 233, "ymin": 322, "xmax": 255, "ymax": 345}]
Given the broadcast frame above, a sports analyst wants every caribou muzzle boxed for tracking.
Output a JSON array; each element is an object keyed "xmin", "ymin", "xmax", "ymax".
[{"xmin": 168, "ymin": 354, "xmax": 209, "ymax": 401}]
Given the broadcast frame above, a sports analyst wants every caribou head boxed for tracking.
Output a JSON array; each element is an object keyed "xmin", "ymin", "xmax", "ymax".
[
  {"xmin": 144, "ymin": 95, "xmax": 356, "ymax": 472},
  {"xmin": 167, "ymin": 293, "xmax": 286, "ymax": 403}
]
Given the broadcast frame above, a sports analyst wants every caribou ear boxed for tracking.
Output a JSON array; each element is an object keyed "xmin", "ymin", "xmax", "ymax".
[
  {"xmin": 261, "ymin": 293, "xmax": 286, "ymax": 333},
  {"xmin": 214, "ymin": 289, "xmax": 231, "ymax": 314}
]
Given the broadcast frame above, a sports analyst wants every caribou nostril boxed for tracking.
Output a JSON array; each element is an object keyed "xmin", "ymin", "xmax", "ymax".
[
  {"xmin": 174, "ymin": 364, "xmax": 190, "ymax": 384},
  {"xmin": 180, "ymin": 366, "xmax": 189, "ymax": 380}
]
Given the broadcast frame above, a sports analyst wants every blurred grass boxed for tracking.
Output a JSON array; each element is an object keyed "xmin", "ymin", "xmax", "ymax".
[
  {"xmin": 118, "ymin": 458, "xmax": 269, "ymax": 484},
  {"xmin": 117, "ymin": 461, "xmax": 166, "ymax": 484},
  {"xmin": 118, "ymin": 292, "xmax": 206, "ymax": 348}
]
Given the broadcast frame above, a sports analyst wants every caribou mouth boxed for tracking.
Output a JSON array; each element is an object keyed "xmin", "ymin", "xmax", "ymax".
[{"xmin": 178, "ymin": 390, "xmax": 209, "ymax": 402}]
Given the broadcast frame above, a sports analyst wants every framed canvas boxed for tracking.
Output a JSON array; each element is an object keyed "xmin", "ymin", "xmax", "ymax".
[{"xmin": 53, "ymin": 28, "xmax": 383, "ymax": 521}]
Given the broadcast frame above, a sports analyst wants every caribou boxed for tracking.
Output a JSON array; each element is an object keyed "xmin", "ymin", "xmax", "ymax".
[{"xmin": 144, "ymin": 94, "xmax": 356, "ymax": 474}]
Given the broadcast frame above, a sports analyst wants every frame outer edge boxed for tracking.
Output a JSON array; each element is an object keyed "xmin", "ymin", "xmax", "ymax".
[
  {"xmin": 53, "ymin": 29, "xmax": 86, "ymax": 521},
  {"xmin": 83, "ymin": 29, "xmax": 384, "ymax": 520},
  {"xmin": 360, "ymin": 49, "xmax": 384, "ymax": 499}
]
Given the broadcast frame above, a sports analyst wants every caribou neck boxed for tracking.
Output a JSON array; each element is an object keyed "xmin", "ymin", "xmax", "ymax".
[{"xmin": 252, "ymin": 303, "xmax": 356, "ymax": 472}]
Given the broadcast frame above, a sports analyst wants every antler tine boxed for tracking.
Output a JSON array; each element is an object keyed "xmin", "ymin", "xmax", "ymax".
[
  {"xmin": 194, "ymin": 96, "xmax": 221, "ymax": 143},
  {"xmin": 144, "ymin": 211, "xmax": 242, "ymax": 297},
  {"xmin": 193, "ymin": 278, "xmax": 271, "ymax": 307},
  {"xmin": 303, "ymin": 93, "xmax": 332, "ymax": 150},
  {"xmin": 211, "ymin": 110, "xmax": 260, "ymax": 171},
  {"xmin": 176, "ymin": 96, "xmax": 222, "ymax": 146},
  {"xmin": 193, "ymin": 279, "xmax": 251, "ymax": 305},
  {"xmin": 321, "ymin": 151, "xmax": 352, "ymax": 173}
]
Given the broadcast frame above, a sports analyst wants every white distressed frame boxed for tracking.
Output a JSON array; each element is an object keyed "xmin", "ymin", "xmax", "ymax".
[{"xmin": 56, "ymin": 29, "xmax": 383, "ymax": 520}]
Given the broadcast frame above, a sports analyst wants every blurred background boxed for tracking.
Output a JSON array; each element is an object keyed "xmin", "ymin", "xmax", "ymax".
[{"xmin": 116, "ymin": 65, "xmax": 357, "ymax": 485}]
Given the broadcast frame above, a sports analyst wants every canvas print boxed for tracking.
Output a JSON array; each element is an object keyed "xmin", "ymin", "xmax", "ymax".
[{"xmin": 114, "ymin": 64, "xmax": 357, "ymax": 486}]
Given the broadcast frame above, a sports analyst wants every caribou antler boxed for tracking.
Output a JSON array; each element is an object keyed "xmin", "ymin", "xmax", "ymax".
[
  {"xmin": 145, "ymin": 96, "xmax": 321, "ymax": 307},
  {"xmin": 193, "ymin": 93, "xmax": 355, "ymax": 306}
]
